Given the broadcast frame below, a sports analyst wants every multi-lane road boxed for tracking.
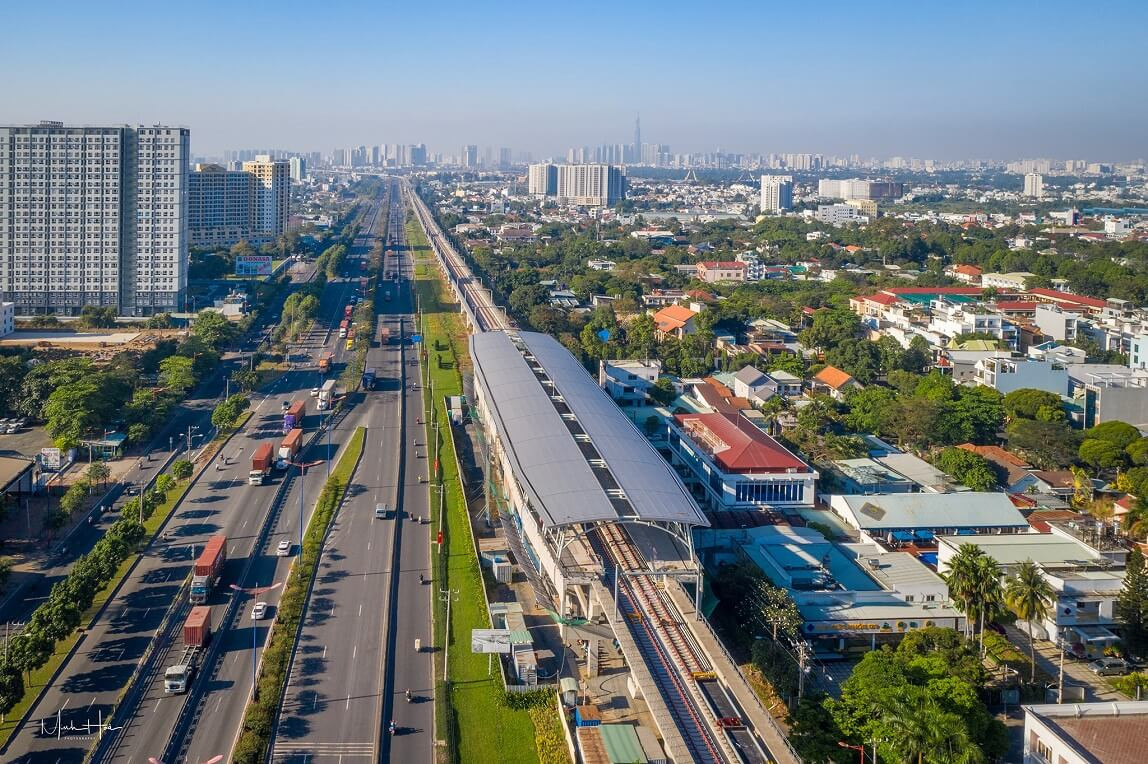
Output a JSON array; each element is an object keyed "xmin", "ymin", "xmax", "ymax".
[
  {"xmin": 7, "ymin": 188, "xmax": 390, "ymax": 763},
  {"xmin": 271, "ymin": 179, "xmax": 434, "ymax": 761}
]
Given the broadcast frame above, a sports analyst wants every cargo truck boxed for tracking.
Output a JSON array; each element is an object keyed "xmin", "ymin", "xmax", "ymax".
[
  {"xmin": 190, "ymin": 536, "xmax": 227, "ymax": 604},
  {"xmin": 283, "ymin": 399, "xmax": 305, "ymax": 433},
  {"xmin": 339, "ymin": 319, "xmax": 349, "ymax": 338},
  {"xmin": 317, "ymin": 379, "xmax": 337, "ymax": 410},
  {"xmin": 344, "ymin": 305, "xmax": 353, "ymax": 320},
  {"xmin": 277, "ymin": 428, "xmax": 303, "ymax": 469},
  {"xmin": 361, "ymin": 367, "xmax": 377, "ymax": 390},
  {"xmin": 249, "ymin": 443, "xmax": 274, "ymax": 485},
  {"xmin": 318, "ymin": 351, "xmax": 334, "ymax": 374},
  {"xmin": 165, "ymin": 606, "xmax": 212, "ymax": 694}
]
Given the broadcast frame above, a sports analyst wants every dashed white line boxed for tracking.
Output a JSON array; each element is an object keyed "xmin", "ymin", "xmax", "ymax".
[{"xmin": 358, "ymin": 603, "xmax": 362, "ymax": 617}]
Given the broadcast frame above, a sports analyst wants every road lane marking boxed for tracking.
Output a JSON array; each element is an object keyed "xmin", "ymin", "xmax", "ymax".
[
  {"xmin": 322, "ymin": 645, "xmax": 327, "ymax": 659},
  {"xmin": 358, "ymin": 604, "xmax": 362, "ymax": 616},
  {"xmin": 153, "ymin": 699, "xmax": 161, "ymax": 713},
  {"xmin": 353, "ymin": 645, "xmax": 357, "ymax": 660}
]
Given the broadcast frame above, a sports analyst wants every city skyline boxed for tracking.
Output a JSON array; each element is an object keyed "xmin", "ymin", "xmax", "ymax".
[{"xmin": 4, "ymin": 0, "xmax": 1146, "ymax": 160}]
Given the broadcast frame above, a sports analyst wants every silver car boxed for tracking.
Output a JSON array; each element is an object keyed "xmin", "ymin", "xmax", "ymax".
[{"xmin": 1089, "ymin": 657, "xmax": 1129, "ymax": 676}]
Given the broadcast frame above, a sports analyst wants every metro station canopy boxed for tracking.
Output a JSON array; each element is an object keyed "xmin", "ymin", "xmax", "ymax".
[{"xmin": 471, "ymin": 330, "xmax": 708, "ymax": 531}]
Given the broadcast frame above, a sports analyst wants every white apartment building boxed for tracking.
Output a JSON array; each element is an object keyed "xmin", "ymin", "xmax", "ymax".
[
  {"xmin": 288, "ymin": 156, "xmax": 306, "ymax": 183},
  {"xmin": 0, "ymin": 121, "xmax": 189, "ymax": 315},
  {"xmin": 1024, "ymin": 172, "xmax": 1044, "ymax": 198},
  {"xmin": 556, "ymin": 164, "xmax": 625, "ymax": 206},
  {"xmin": 1023, "ymin": 702, "xmax": 1148, "ymax": 764},
  {"xmin": 974, "ymin": 356, "xmax": 1069, "ymax": 395},
  {"xmin": 817, "ymin": 178, "xmax": 905, "ymax": 200},
  {"xmin": 598, "ymin": 359, "xmax": 661, "ymax": 407},
  {"xmin": 1033, "ymin": 304, "xmax": 1079, "ymax": 342},
  {"xmin": 242, "ymin": 155, "xmax": 290, "ymax": 239},
  {"xmin": 928, "ymin": 299, "xmax": 1018, "ymax": 349},
  {"xmin": 759, "ymin": 175, "xmax": 793, "ymax": 211},
  {"xmin": 814, "ymin": 203, "xmax": 868, "ymax": 226},
  {"xmin": 981, "ymin": 271, "xmax": 1035, "ymax": 291},
  {"xmin": 527, "ymin": 163, "xmax": 557, "ymax": 196}
]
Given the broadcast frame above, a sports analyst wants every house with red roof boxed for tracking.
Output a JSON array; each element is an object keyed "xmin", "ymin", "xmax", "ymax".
[
  {"xmin": 696, "ymin": 261, "xmax": 747, "ymax": 283},
  {"xmin": 652, "ymin": 304, "xmax": 698, "ymax": 340},
  {"xmin": 811, "ymin": 365, "xmax": 862, "ymax": 400},
  {"xmin": 667, "ymin": 411, "xmax": 817, "ymax": 510},
  {"xmin": 947, "ymin": 264, "xmax": 983, "ymax": 284}
]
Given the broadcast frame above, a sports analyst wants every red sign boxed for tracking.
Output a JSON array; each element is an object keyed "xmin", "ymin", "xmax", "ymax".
[
  {"xmin": 437, "ymin": 530, "xmax": 444, "ymax": 547},
  {"xmin": 434, "ymin": 458, "xmax": 440, "ymax": 474}
]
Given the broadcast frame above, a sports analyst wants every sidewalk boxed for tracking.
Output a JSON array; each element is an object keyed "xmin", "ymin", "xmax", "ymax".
[{"xmin": 1002, "ymin": 623, "xmax": 1124, "ymax": 702}]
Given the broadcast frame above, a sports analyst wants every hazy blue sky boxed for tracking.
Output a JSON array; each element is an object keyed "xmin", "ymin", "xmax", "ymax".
[{"xmin": 4, "ymin": 0, "xmax": 1146, "ymax": 160}]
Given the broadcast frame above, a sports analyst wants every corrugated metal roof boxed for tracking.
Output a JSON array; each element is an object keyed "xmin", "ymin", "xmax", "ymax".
[
  {"xmin": 598, "ymin": 724, "xmax": 648, "ymax": 763},
  {"xmin": 836, "ymin": 493, "xmax": 1028, "ymax": 530},
  {"xmin": 471, "ymin": 331, "xmax": 707, "ymax": 529}
]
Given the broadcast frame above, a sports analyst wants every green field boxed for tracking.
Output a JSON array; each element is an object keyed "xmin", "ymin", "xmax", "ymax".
[{"xmin": 408, "ymin": 214, "xmax": 542, "ymax": 764}]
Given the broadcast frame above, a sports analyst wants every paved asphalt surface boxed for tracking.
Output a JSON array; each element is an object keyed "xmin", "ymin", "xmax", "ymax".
[
  {"xmin": 6, "ymin": 192, "xmax": 383, "ymax": 763},
  {"xmin": 271, "ymin": 179, "xmax": 434, "ymax": 762}
]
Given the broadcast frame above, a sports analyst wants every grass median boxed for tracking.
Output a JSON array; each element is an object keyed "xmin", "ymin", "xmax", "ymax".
[
  {"xmin": 232, "ymin": 426, "xmax": 365, "ymax": 763},
  {"xmin": 408, "ymin": 214, "xmax": 541, "ymax": 764}
]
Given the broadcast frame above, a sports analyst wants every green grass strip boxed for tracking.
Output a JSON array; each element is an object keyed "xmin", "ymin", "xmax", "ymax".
[
  {"xmin": 407, "ymin": 213, "xmax": 542, "ymax": 764},
  {"xmin": 232, "ymin": 426, "xmax": 365, "ymax": 763}
]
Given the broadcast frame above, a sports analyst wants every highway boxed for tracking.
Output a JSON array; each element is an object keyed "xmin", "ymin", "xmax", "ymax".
[
  {"xmin": 5, "ymin": 190, "xmax": 384, "ymax": 763},
  {"xmin": 270, "ymin": 179, "xmax": 434, "ymax": 762}
]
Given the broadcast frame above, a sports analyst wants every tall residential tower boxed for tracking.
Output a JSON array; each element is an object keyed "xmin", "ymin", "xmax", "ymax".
[{"xmin": 0, "ymin": 121, "xmax": 189, "ymax": 315}]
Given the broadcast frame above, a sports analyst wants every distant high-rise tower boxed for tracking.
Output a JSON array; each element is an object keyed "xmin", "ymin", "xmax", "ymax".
[
  {"xmin": 634, "ymin": 115, "xmax": 641, "ymax": 156},
  {"xmin": 527, "ymin": 163, "xmax": 558, "ymax": 196},
  {"xmin": 242, "ymin": 155, "xmax": 290, "ymax": 239},
  {"xmin": 760, "ymin": 175, "xmax": 794, "ymax": 212},
  {"xmin": 462, "ymin": 145, "xmax": 478, "ymax": 169},
  {"xmin": 1024, "ymin": 172, "xmax": 1044, "ymax": 199}
]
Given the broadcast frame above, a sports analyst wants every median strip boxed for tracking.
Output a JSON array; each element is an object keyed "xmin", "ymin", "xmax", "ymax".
[{"xmin": 231, "ymin": 426, "xmax": 365, "ymax": 764}]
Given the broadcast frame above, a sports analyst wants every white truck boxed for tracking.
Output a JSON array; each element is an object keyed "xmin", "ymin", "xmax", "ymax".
[
  {"xmin": 165, "ymin": 606, "xmax": 211, "ymax": 694},
  {"xmin": 317, "ymin": 379, "xmax": 337, "ymax": 411}
]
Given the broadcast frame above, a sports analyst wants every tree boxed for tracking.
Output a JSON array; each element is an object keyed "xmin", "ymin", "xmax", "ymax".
[
  {"xmin": 944, "ymin": 544, "xmax": 988, "ymax": 640},
  {"xmin": 648, "ymin": 378, "xmax": 676, "ymax": 407},
  {"xmin": 951, "ymin": 386, "xmax": 1004, "ymax": 444},
  {"xmin": 211, "ymin": 394, "xmax": 251, "ymax": 430},
  {"xmin": 1126, "ymin": 438, "xmax": 1148, "ymax": 466},
  {"xmin": 171, "ymin": 460, "xmax": 194, "ymax": 482},
  {"xmin": 769, "ymin": 352, "xmax": 805, "ymax": 378},
  {"xmin": 825, "ymin": 339, "xmax": 880, "ymax": 383},
  {"xmin": 935, "ymin": 448, "xmax": 998, "ymax": 491},
  {"xmin": 86, "ymin": 461, "xmax": 111, "ymax": 489},
  {"xmin": 1003, "ymin": 388, "xmax": 1063, "ymax": 420},
  {"xmin": 1078, "ymin": 438, "xmax": 1126, "ymax": 470},
  {"xmin": 626, "ymin": 312, "xmax": 658, "ymax": 360},
  {"xmin": 158, "ymin": 355, "xmax": 196, "ymax": 395},
  {"xmin": 1006, "ymin": 418, "xmax": 1079, "ymax": 469},
  {"xmin": 1086, "ymin": 420, "xmax": 1141, "ymax": 450},
  {"xmin": 191, "ymin": 310, "xmax": 239, "ymax": 350},
  {"xmin": 1005, "ymin": 559, "xmax": 1054, "ymax": 682},
  {"xmin": 508, "ymin": 284, "xmax": 549, "ymax": 317},
  {"xmin": 798, "ymin": 308, "xmax": 859, "ymax": 352},
  {"xmin": 844, "ymin": 386, "xmax": 897, "ymax": 433},
  {"xmin": 1116, "ymin": 547, "xmax": 1148, "ymax": 655},
  {"xmin": 0, "ymin": 659, "xmax": 24, "ymax": 721},
  {"xmin": 884, "ymin": 697, "xmax": 985, "ymax": 764}
]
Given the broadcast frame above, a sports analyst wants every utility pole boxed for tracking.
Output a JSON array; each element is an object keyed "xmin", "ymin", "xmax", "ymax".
[
  {"xmin": 440, "ymin": 588, "xmax": 459, "ymax": 684},
  {"xmin": 797, "ymin": 640, "xmax": 810, "ymax": 699},
  {"xmin": 1058, "ymin": 637, "xmax": 1065, "ymax": 703}
]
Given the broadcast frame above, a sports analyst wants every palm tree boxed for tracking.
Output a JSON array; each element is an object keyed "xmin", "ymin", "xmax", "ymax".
[
  {"xmin": 971, "ymin": 555, "xmax": 1004, "ymax": 657},
  {"xmin": 943, "ymin": 544, "xmax": 986, "ymax": 639},
  {"xmin": 1005, "ymin": 559, "xmax": 1054, "ymax": 682},
  {"xmin": 884, "ymin": 697, "xmax": 985, "ymax": 764}
]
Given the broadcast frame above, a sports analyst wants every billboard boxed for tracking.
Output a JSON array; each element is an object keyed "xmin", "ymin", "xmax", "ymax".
[
  {"xmin": 40, "ymin": 448, "xmax": 63, "ymax": 471},
  {"xmin": 235, "ymin": 255, "xmax": 273, "ymax": 277},
  {"xmin": 471, "ymin": 629, "xmax": 512, "ymax": 654}
]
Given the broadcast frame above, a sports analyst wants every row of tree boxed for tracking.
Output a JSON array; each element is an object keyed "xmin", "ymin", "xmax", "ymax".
[{"xmin": 0, "ymin": 460, "xmax": 195, "ymax": 718}]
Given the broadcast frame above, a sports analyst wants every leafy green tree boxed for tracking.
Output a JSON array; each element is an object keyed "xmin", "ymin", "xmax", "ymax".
[
  {"xmin": 1079, "ymin": 438, "xmax": 1126, "ymax": 470},
  {"xmin": 0, "ymin": 658, "xmax": 24, "ymax": 721},
  {"xmin": 1006, "ymin": 418, "xmax": 1078, "ymax": 469},
  {"xmin": 626, "ymin": 312, "xmax": 658, "ymax": 360},
  {"xmin": 901, "ymin": 335, "xmax": 933, "ymax": 374},
  {"xmin": 0, "ymin": 356, "xmax": 26, "ymax": 416},
  {"xmin": 1126, "ymin": 438, "xmax": 1148, "ymax": 466},
  {"xmin": 844, "ymin": 386, "xmax": 897, "ymax": 433},
  {"xmin": 171, "ymin": 460, "xmax": 194, "ymax": 482},
  {"xmin": 211, "ymin": 394, "xmax": 251, "ymax": 430},
  {"xmin": 768, "ymin": 352, "xmax": 805, "ymax": 378},
  {"xmin": 935, "ymin": 448, "xmax": 998, "ymax": 491},
  {"xmin": 1002, "ymin": 388, "xmax": 1063, "ymax": 420},
  {"xmin": 1005, "ymin": 560, "xmax": 1054, "ymax": 682},
  {"xmin": 787, "ymin": 694, "xmax": 852, "ymax": 764},
  {"xmin": 508, "ymin": 284, "xmax": 549, "ymax": 317},
  {"xmin": 648, "ymin": 378, "xmax": 676, "ymax": 406},
  {"xmin": 1085, "ymin": 420, "xmax": 1140, "ymax": 450},
  {"xmin": 16, "ymin": 358, "xmax": 93, "ymax": 420},
  {"xmin": 950, "ymin": 386, "xmax": 1004, "ymax": 444},
  {"xmin": 158, "ymin": 355, "xmax": 196, "ymax": 395},
  {"xmin": 232, "ymin": 368, "xmax": 260, "ymax": 393},
  {"xmin": 798, "ymin": 308, "xmax": 859, "ymax": 352},
  {"xmin": 191, "ymin": 310, "xmax": 240, "ymax": 350},
  {"xmin": 1116, "ymin": 547, "xmax": 1148, "ymax": 654},
  {"xmin": 825, "ymin": 338, "xmax": 880, "ymax": 383}
]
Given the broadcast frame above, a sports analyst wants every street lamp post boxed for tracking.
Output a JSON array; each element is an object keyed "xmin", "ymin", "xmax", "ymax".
[
  {"xmin": 229, "ymin": 581, "xmax": 283, "ymax": 701},
  {"xmin": 837, "ymin": 741, "xmax": 865, "ymax": 764}
]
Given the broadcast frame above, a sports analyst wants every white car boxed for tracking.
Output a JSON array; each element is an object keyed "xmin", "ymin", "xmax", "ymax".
[
  {"xmin": 251, "ymin": 601, "xmax": 268, "ymax": 620},
  {"xmin": 276, "ymin": 540, "xmax": 291, "ymax": 556}
]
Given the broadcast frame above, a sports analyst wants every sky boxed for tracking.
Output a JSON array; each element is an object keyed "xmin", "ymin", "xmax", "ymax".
[{"xmin": 4, "ymin": 0, "xmax": 1146, "ymax": 161}]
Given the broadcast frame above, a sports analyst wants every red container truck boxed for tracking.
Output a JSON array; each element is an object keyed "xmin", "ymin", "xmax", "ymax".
[
  {"xmin": 183, "ymin": 605, "xmax": 213, "ymax": 646},
  {"xmin": 277, "ymin": 428, "xmax": 303, "ymax": 468},
  {"xmin": 318, "ymin": 351, "xmax": 334, "ymax": 374},
  {"xmin": 166, "ymin": 606, "xmax": 212, "ymax": 693},
  {"xmin": 249, "ymin": 443, "xmax": 274, "ymax": 485},
  {"xmin": 190, "ymin": 536, "xmax": 227, "ymax": 604}
]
